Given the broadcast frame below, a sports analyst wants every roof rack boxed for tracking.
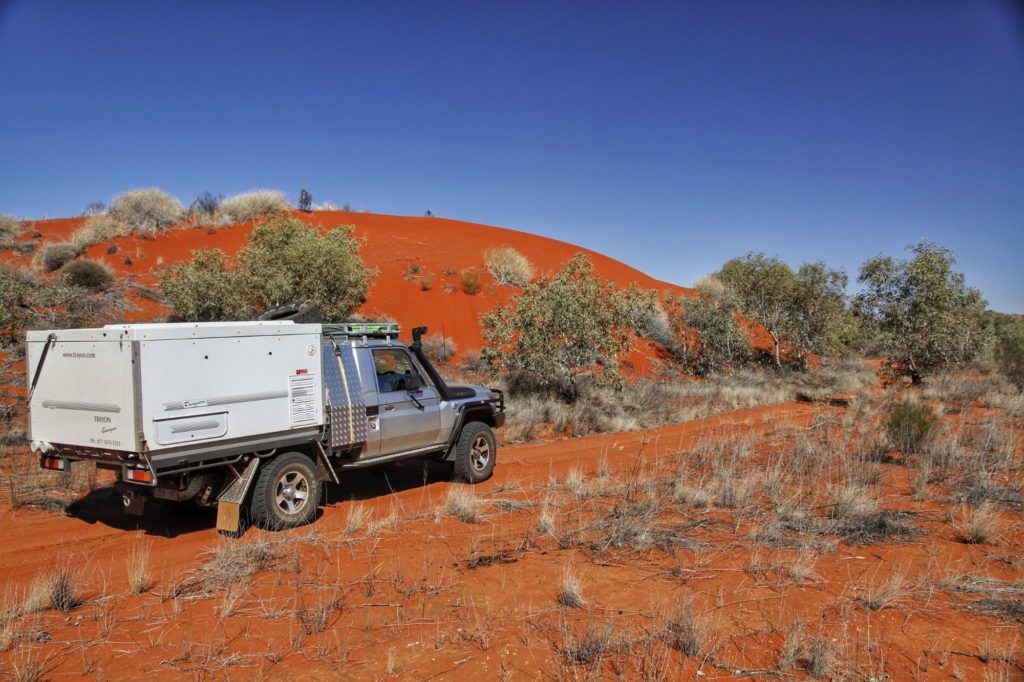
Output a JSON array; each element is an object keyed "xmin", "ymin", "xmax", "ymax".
[{"xmin": 322, "ymin": 322, "xmax": 400, "ymax": 339}]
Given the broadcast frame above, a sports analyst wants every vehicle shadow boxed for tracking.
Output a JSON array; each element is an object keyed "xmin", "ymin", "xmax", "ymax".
[
  {"xmin": 62, "ymin": 459, "xmax": 456, "ymax": 537},
  {"xmin": 64, "ymin": 487, "xmax": 216, "ymax": 538},
  {"xmin": 322, "ymin": 459, "xmax": 455, "ymax": 506}
]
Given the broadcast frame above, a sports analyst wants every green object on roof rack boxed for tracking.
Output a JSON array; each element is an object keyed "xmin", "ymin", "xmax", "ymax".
[{"xmin": 323, "ymin": 322, "xmax": 400, "ymax": 337}]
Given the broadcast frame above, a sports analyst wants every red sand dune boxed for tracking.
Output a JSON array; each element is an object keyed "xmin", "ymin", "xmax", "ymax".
[{"xmin": 6, "ymin": 211, "xmax": 777, "ymax": 371}]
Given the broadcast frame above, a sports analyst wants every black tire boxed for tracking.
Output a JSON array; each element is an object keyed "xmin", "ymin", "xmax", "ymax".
[
  {"xmin": 249, "ymin": 452, "xmax": 322, "ymax": 530},
  {"xmin": 453, "ymin": 422, "xmax": 496, "ymax": 483}
]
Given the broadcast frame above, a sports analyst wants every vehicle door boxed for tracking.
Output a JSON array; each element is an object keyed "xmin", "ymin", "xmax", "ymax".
[{"xmin": 372, "ymin": 348, "xmax": 442, "ymax": 456}]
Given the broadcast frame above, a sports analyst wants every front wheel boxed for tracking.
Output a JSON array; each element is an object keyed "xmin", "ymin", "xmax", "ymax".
[
  {"xmin": 249, "ymin": 452, "xmax": 322, "ymax": 529},
  {"xmin": 453, "ymin": 422, "xmax": 497, "ymax": 483}
]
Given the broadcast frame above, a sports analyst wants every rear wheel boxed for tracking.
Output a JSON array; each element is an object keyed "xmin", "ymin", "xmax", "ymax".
[
  {"xmin": 453, "ymin": 422, "xmax": 496, "ymax": 483},
  {"xmin": 249, "ymin": 452, "xmax": 321, "ymax": 529}
]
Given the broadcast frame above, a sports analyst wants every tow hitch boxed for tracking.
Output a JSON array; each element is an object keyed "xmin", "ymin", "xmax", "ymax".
[{"xmin": 122, "ymin": 489, "xmax": 147, "ymax": 516}]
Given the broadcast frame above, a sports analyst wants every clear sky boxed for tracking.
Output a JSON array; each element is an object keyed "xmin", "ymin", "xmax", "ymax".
[{"xmin": 1, "ymin": 1, "xmax": 1022, "ymax": 311}]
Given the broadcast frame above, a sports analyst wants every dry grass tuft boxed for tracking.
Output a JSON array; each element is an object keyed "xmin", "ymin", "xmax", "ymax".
[
  {"xmin": 127, "ymin": 537, "xmax": 153, "ymax": 595},
  {"xmin": 558, "ymin": 619, "xmax": 613, "ymax": 667},
  {"xmin": 345, "ymin": 502, "xmax": 367, "ymax": 535},
  {"xmin": 444, "ymin": 486, "xmax": 481, "ymax": 523},
  {"xmin": 297, "ymin": 599, "xmax": 336, "ymax": 635},
  {"xmin": 0, "ymin": 585, "xmax": 21, "ymax": 652},
  {"xmin": 672, "ymin": 477, "xmax": 715, "ymax": 508},
  {"xmin": 23, "ymin": 561, "xmax": 80, "ymax": 614},
  {"xmin": 777, "ymin": 620, "xmax": 805, "ymax": 670},
  {"xmin": 557, "ymin": 565, "xmax": 585, "ymax": 608},
  {"xmin": 828, "ymin": 483, "xmax": 877, "ymax": 519},
  {"xmin": 537, "ymin": 501, "xmax": 556, "ymax": 535},
  {"xmin": 664, "ymin": 598, "xmax": 711, "ymax": 657},
  {"xmin": 959, "ymin": 505, "xmax": 1001, "ymax": 544},
  {"xmin": 563, "ymin": 466, "xmax": 586, "ymax": 496},
  {"xmin": 806, "ymin": 632, "xmax": 837, "ymax": 677},
  {"xmin": 9, "ymin": 647, "xmax": 47, "ymax": 682},
  {"xmin": 863, "ymin": 568, "xmax": 908, "ymax": 611},
  {"xmin": 175, "ymin": 538, "xmax": 283, "ymax": 597},
  {"xmin": 787, "ymin": 552, "xmax": 819, "ymax": 583}
]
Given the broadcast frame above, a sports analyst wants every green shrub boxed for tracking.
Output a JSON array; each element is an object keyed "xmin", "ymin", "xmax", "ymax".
[
  {"xmin": 71, "ymin": 213, "xmax": 121, "ymax": 248},
  {"xmin": 0, "ymin": 267, "xmax": 31, "ymax": 341},
  {"xmin": 884, "ymin": 402, "xmax": 940, "ymax": 454},
  {"xmin": 668, "ymin": 295, "xmax": 752, "ymax": 375},
  {"xmin": 160, "ymin": 218, "xmax": 374, "ymax": 322},
  {"xmin": 108, "ymin": 188, "xmax": 184, "ymax": 231},
  {"xmin": 239, "ymin": 218, "xmax": 373, "ymax": 320},
  {"xmin": 38, "ymin": 242, "xmax": 82, "ymax": 272},
  {"xmin": 483, "ymin": 247, "xmax": 534, "ymax": 287},
  {"xmin": 991, "ymin": 314, "xmax": 1024, "ymax": 390},
  {"xmin": 856, "ymin": 241, "xmax": 988, "ymax": 383},
  {"xmin": 61, "ymin": 259, "xmax": 114, "ymax": 290},
  {"xmin": 460, "ymin": 268, "xmax": 484, "ymax": 295},
  {"xmin": 159, "ymin": 249, "xmax": 249, "ymax": 322},
  {"xmin": 216, "ymin": 190, "xmax": 290, "ymax": 223},
  {"xmin": 2, "ymin": 266, "xmax": 131, "ymax": 340},
  {"xmin": 0, "ymin": 214, "xmax": 26, "ymax": 240},
  {"xmin": 481, "ymin": 253, "xmax": 653, "ymax": 399}
]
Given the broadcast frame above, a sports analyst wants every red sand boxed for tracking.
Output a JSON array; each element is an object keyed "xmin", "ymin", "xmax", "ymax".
[
  {"xmin": 4, "ymin": 211, "xmax": 711, "ymax": 371},
  {"xmin": 0, "ymin": 399, "xmax": 1020, "ymax": 680}
]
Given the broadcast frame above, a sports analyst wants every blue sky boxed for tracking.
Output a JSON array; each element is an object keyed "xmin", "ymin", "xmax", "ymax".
[{"xmin": 2, "ymin": 1, "xmax": 1022, "ymax": 311}]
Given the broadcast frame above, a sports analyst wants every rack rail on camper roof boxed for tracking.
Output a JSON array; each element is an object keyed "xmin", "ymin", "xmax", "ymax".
[{"xmin": 322, "ymin": 322, "xmax": 400, "ymax": 338}]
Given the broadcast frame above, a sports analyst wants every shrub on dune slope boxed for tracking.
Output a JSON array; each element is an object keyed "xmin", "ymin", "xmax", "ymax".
[
  {"xmin": 216, "ymin": 190, "xmax": 291, "ymax": 223},
  {"xmin": 0, "ymin": 214, "xmax": 26, "ymax": 240},
  {"xmin": 108, "ymin": 188, "xmax": 184, "ymax": 232},
  {"xmin": 240, "ymin": 218, "xmax": 373, "ymax": 319},
  {"xmin": 484, "ymin": 247, "xmax": 534, "ymax": 287},
  {"xmin": 71, "ymin": 213, "xmax": 121, "ymax": 248},
  {"xmin": 61, "ymin": 259, "xmax": 115, "ymax": 290},
  {"xmin": 160, "ymin": 217, "xmax": 374, "ymax": 322},
  {"xmin": 37, "ymin": 242, "xmax": 82, "ymax": 272},
  {"xmin": 160, "ymin": 249, "xmax": 250, "ymax": 322}
]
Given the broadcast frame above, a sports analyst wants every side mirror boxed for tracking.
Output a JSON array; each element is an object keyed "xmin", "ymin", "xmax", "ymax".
[{"xmin": 407, "ymin": 375, "xmax": 427, "ymax": 391}]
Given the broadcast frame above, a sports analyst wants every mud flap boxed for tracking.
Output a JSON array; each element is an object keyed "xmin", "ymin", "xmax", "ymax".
[
  {"xmin": 316, "ymin": 441, "xmax": 340, "ymax": 485},
  {"xmin": 216, "ymin": 458, "xmax": 260, "ymax": 534}
]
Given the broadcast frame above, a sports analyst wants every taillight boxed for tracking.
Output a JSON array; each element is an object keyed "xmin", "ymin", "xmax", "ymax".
[
  {"xmin": 126, "ymin": 467, "xmax": 153, "ymax": 483},
  {"xmin": 41, "ymin": 457, "xmax": 66, "ymax": 471}
]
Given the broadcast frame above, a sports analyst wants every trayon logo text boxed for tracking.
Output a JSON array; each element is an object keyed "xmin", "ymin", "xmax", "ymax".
[{"xmin": 94, "ymin": 416, "xmax": 111, "ymax": 423}]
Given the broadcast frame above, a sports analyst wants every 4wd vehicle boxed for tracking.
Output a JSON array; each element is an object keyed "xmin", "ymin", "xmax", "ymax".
[{"xmin": 26, "ymin": 321, "xmax": 504, "ymax": 533}]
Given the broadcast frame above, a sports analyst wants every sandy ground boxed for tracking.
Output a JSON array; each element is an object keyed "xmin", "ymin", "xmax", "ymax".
[{"xmin": 1, "ymin": 396, "xmax": 1021, "ymax": 681}]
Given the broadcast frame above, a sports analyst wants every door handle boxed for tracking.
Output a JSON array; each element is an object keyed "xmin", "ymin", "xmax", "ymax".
[{"xmin": 383, "ymin": 405, "xmax": 395, "ymax": 412}]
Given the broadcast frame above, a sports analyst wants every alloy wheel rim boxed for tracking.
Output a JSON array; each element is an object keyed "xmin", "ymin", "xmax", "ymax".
[
  {"xmin": 471, "ymin": 435, "xmax": 491, "ymax": 471},
  {"xmin": 275, "ymin": 470, "xmax": 309, "ymax": 515}
]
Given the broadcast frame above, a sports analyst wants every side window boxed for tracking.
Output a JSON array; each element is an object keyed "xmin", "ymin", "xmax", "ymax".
[{"xmin": 373, "ymin": 349, "xmax": 422, "ymax": 393}]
